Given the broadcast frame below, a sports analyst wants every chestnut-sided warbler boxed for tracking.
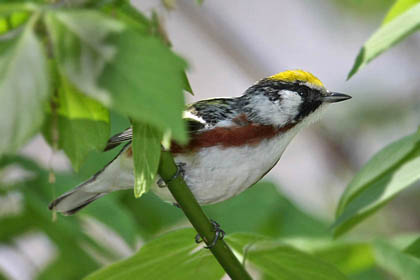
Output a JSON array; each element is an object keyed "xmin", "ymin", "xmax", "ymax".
[{"xmin": 49, "ymin": 70, "xmax": 351, "ymax": 215}]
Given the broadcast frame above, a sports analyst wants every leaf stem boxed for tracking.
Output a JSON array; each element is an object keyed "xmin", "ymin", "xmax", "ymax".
[{"xmin": 158, "ymin": 150, "xmax": 252, "ymax": 280}]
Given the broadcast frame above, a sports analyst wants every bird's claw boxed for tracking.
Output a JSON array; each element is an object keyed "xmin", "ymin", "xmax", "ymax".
[
  {"xmin": 195, "ymin": 219, "xmax": 225, "ymax": 249},
  {"xmin": 157, "ymin": 162, "xmax": 186, "ymax": 188}
]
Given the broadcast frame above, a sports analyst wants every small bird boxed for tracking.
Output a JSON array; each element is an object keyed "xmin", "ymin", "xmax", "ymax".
[{"xmin": 49, "ymin": 70, "xmax": 351, "ymax": 215}]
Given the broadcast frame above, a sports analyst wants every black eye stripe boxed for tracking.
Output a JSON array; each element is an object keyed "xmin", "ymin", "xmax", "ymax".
[
  {"xmin": 247, "ymin": 79, "xmax": 323, "ymax": 121},
  {"xmin": 296, "ymin": 99, "xmax": 322, "ymax": 120},
  {"xmin": 248, "ymin": 79, "xmax": 321, "ymax": 100}
]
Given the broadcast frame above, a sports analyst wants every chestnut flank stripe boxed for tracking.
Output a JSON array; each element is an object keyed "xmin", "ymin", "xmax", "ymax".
[{"xmin": 171, "ymin": 123, "xmax": 295, "ymax": 153}]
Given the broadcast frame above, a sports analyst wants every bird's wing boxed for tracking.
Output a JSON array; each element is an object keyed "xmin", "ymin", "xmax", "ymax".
[
  {"xmin": 184, "ymin": 98, "xmax": 237, "ymax": 127},
  {"xmin": 104, "ymin": 98, "xmax": 236, "ymax": 152}
]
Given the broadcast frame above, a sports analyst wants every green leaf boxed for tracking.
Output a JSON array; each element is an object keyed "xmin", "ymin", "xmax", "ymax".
[
  {"xmin": 0, "ymin": 15, "xmax": 49, "ymax": 156},
  {"xmin": 404, "ymin": 237, "xmax": 420, "ymax": 258},
  {"xmin": 0, "ymin": 11, "xmax": 30, "ymax": 35},
  {"xmin": 333, "ymin": 131, "xmax": 420, "ymax": 237},
  {"xmin": 84, "ymin": 228, "xmax": 224, "ymax": 280},
  {"xmin": 226, "ymin": 233, "xmax": 349, "ymax": 280},
  {"xmin": 383, "ymin": 0, "xmax": 420, "ymax": 24},
  {"xmin": 43, "ymin": 74, "xmax": 110, "ymax": 171},
  {"xmin": 374, "ymin": 240, "xmax": 420, "ymax": 280},
  {"xmin": 102, "ymin": 4, "xmax": 192, "ymax": 97},
  {"xmin": 45, "ymin": 10, "xmax": 188, "ymax": 143},
  {"xmin": 0, "ymin": 3, "xmax": 38, "ymax": 14},
  {"xmin": 44, "ymin": 10, "xmax": 124, "ymax": 102},
  {"xmin": 101, "ymin": 29, "xmax": 187, "ymax": 143},
  {"xmin": 347, "ymin": 3, "xmax": 420, "ymax": 79},
  {"xmin": 0, "ymin": 3, "xmax": 39, "ymax": 35},
  {"xmin": 132, "ymin": 121, "xmax": 162, "ymax": 198},
  {"xmin": 300, "ymin": 240, "xmax": 375, "ymax": 276},
  {"xmin": 182, "ymin": 72, "xmax": 194, "ymax": 95},
  {"xmin": 279, "ymin": 238, "xmax": 376, "ymax": 276},
  {"xmin": 100, "ymin": 2, "xmax": 152, "ymax": 34}
]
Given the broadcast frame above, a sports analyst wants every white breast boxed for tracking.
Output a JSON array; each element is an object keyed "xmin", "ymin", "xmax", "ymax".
[{"xmin": 152, "ymin": 129, "xmax": 298, "ymax": 205}]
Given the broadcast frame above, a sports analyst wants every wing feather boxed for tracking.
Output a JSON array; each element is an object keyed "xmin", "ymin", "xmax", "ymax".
[
  {"xmin": 104, "ymin": 98, "xmax": 236, "ymax": 151},
  {"xmin": 103, "ymin": 120, "xmax": 206, "ymax": 152},
  {"xmin": 104, "ymin": 127, "xmax": 133, "ymax": 151}
]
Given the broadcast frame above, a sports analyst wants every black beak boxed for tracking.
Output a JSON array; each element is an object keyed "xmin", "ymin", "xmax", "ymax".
[{"xmin": 322, "ymin": 92, "xmax": 352, "ymax": 103}]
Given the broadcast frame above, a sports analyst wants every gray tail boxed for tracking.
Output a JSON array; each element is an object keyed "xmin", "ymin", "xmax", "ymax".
[
  {"xmin": 49, "ymin": 143, "xmax": 130, "ymax": 215},
  {"xmin": 48, "ymin": 186, "xmax": 105, "ymax": 215}
]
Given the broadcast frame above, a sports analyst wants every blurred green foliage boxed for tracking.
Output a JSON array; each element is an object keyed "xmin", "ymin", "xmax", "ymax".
[
  {"xmin": 374, "ymin": 239, "xmax": 420, "ymax": 280},
  {"xmin": 1, "ymin": 0, "xmax": 420, "ymax": 279},
  {"xmin": 348, "ymin": 1, "xmax": 420, "ymax": 78},
  {"xmin": 333, "ymin": 130, "xmax": 420, "ymax": 237},
  {"xmin": 85, "ymin": 229, "xmax": 225, "ymax": 280},
  {"xmin": 382, "ymin": 0, "xmax": 420, "ymax": 24},
  {"xmin": 0, "ymin": 13, "xmax": 49, "ymax": 156},
  {"xmin": 330, "ymin": 0, "xmax": 395, "ymax": 15},
  {"xmin": 43, "ymin": 70, "xmax": 111, "ymax": 171},
  {"xmin": 1, "ymin": 149, "xmax": 418, "ymax": 279}
]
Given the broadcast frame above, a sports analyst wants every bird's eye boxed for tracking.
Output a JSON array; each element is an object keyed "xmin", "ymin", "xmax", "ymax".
[{"xmin": 297, "ymin": 87, "xmax": 309, "ymax": 98}]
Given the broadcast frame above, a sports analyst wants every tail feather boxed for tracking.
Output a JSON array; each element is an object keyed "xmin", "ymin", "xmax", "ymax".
[
  {"xmin": 49, "ymin": 187, "xmax": 105, "ymax": 216},
  {"xmin": 49, "ymin": 143, "xmax": 132, "ymax": 215}
]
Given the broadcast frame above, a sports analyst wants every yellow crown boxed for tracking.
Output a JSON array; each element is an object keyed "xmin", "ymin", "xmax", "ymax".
[{"xmin": 268, "ymin": 70, "xmax": 324, "ymax": 88}]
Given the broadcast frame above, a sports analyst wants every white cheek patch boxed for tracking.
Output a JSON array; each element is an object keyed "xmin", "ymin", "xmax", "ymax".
[
  {"xmin": 278, "ymin": 90, "xmax": 302, "ymax": 121},
  {"xmin": 250, "ymin": 90, "xmax": 302, "ymax": 127}
]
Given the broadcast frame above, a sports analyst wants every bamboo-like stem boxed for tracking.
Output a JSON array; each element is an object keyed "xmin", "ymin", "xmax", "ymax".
[{"xmin": 158, "ymin": 150, "xmax": 252, "ymax": 280}]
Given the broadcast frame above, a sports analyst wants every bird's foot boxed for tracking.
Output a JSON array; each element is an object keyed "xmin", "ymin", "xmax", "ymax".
[
  {"xmin": 195, "ymin": 219, "xmax": 225, "ymax": 249},
  {"xmin": 157, "ymin": 162, "xmax": 186, "ymax": 188}
]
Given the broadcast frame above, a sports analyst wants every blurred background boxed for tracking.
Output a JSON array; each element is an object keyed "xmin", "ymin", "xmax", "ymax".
[{"xmin": 1, "ymin": 0, "xmax": 420, "ymax": 279}]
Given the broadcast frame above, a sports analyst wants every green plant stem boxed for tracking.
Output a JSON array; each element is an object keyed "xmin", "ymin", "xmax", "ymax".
[{"xmin": 158, "ymin": 150, "xmax": 252, "ymax": 280}]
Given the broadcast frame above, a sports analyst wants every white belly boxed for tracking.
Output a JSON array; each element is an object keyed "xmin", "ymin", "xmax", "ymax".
[{"xmin": 152, "ymin": 131, "xmax": 296, "ymax": 204}]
